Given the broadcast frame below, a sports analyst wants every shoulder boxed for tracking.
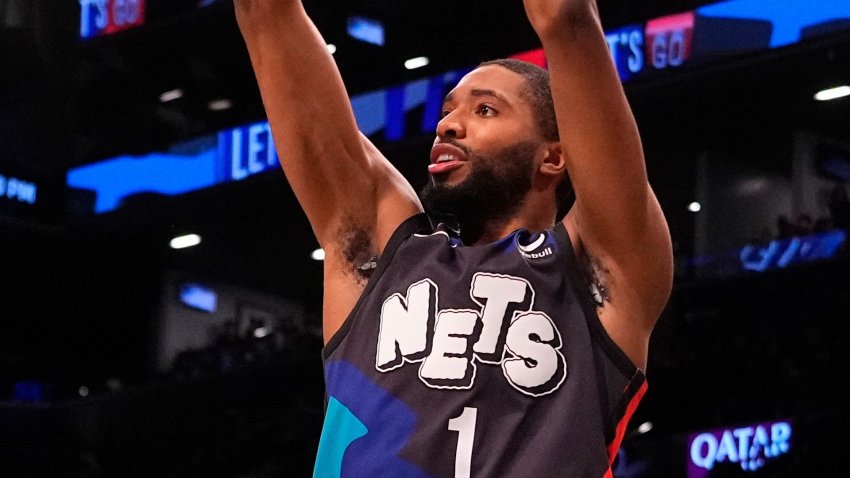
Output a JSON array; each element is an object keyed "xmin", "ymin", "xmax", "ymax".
[
  {"xmin": 322, "ymin": 212, "xmax": 431, "ymax": 345},
  {"xmin": 561, "ymin": 208, "xmax": 669, "ymax": 370}
]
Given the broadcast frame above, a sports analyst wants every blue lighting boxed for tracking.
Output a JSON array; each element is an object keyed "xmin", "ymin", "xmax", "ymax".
[
  {"xmin": 697, "ymin": 0, "xmax": 850, "ymax": 48},
  {"xmin": 347, "ymin": 16, "xmax": 385, "ymax": 46},
  {"xmin": 67, "ymin": 122, "xmax": 283, "ymax": 215},
  {"xmin": 604, "ymin": 24, "xmax": 645, "ymax": 83},
  {"xmin": 67, "ymin": 144, "xmax": 218, "ymax": 214},
  {"xmin": 0, "ymin": 173, "xmax": 38, "ymax": 206},
  {"xmin": 689, "ymin": 229, "xmax": 846, "ymax": 278},
  {"xmin": 740, "ymin": 230, "xmax": 846, "ymax": 272},
  {"xmin": 67, "ymin": 73, "xmax": 465, "ymax": 216},
  {"xmin": 688, "ymin": 420, "xmax": 792, "ymax": 476},
  {"xmin": 13, "ymin": 381, "xmax": 44, "ymax": 402},
  {"xmin": 68, "ymin": 0, "xmax": 850, "ymax": 217},
  {"xmin": 179, "ymin": 282, "xmax": 218, "ymax": 313}
]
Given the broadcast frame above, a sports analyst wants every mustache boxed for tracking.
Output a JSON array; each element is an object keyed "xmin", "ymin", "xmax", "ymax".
[{"xmin": 436, "ymin": 138, "xmax": 471, "ymax": 156}]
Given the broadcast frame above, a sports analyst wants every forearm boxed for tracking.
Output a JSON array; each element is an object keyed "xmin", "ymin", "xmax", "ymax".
[
  {"xmin": 236, "ymin": 0, "xmax": 362, "ymax": 157},
  {"xmin": 535, "ymin": 4, "xmax": 651, "ymax": 232},
  {"xmin": 234, "ymin": 1, "xmax": 377, "ymax": 240},
  {"xmin": 547, "ymin": 31, "xmax": 648, "ymax": 197}
]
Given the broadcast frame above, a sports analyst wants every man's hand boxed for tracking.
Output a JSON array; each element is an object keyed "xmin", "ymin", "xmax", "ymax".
[{"xmin": 522, "ymin": 0, "xmax": 599, "ymax": 39}]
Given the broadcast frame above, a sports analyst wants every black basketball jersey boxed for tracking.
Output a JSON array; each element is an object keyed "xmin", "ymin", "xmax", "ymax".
[{"xmin": 314, "ymin": 213, "xmax": 646, "ymax": 478}]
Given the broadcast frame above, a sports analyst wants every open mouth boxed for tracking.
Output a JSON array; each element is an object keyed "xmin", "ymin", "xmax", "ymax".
[{"xmin": 429, "ymin": 143, "xmax": 468, "ymax": 174}]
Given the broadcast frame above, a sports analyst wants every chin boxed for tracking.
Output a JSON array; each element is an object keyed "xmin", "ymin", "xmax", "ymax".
[{"xmin": 430, "ymin": 169, "xmax": 469, "ymax": 186}]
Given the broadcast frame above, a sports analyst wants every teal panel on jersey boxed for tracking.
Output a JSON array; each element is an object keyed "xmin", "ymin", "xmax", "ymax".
[{"xmin": 314, "ymin": 397, "xmax": 368, "ymax": 478}]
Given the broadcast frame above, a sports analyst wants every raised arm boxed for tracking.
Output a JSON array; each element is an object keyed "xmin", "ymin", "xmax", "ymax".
[
  {"xmin": 234, "ymin": 1, "xmax": 422, "ymax": 341},
  {"xmin": 524, "ymin": 0, "xmax": 673, "ymax": 368}
]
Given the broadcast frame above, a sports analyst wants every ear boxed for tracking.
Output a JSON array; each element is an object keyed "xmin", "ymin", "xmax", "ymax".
[{"xmin": 538, "ymin": 142, "xmax": 566, "ymax": 178}]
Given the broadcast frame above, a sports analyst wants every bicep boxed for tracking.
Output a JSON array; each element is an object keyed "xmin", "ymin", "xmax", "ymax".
[
  {"xmin": 568, "ymin": 187, "xmax": 673, "ymax": 330},
  {"xmin": 544, "ymin": 15, "xmax": 672, "ymax": 321},
  {"xmin": 237, "ymin": 2, "xmax": 421, "ymax": 250},
  {"xmin": 287, "ymin": 134, "xmax": 422, "ymax": 258}
]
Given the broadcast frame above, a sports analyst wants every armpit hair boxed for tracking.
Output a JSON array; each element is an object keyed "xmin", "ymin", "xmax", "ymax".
[
  {"xmin": 336, "ymin": 218, "xmax": 378, "ymax": 284},
  {"xmin": 577, "ymin": 247, "xmax": 611, "ymax": 308}
]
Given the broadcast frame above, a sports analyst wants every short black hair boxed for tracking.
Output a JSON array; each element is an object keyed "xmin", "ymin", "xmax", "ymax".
[
  {"xmin": 478, "ymin": 58, "xmax": 573, "ymax": 219},
  {"xmin": 478, "ymin": 58, "xmax": 558, "ymax": 142}
]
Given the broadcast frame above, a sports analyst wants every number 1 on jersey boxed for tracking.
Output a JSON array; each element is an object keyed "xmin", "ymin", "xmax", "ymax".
[{"xmin": 448, "ymin": 407, "xmax": 477, "ymax": 478}]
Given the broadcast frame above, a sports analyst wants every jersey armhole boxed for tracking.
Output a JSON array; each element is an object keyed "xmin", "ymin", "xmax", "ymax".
[
  {"xmin": 553, "ymin": 222, "xmax": 641, "ymax": 378},
  {"xmin": 322, "ymin": 213, "xmax": 432, "ymax": 359}
]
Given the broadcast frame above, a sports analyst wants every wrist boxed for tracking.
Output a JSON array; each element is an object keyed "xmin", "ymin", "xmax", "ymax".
[
  {"xmin": 234, "ymin": 0, "xmax": 303, "ymax": 34},
  {"xmin": 528, "ymin": 2, "xmax": 599, "ymax": 43}
]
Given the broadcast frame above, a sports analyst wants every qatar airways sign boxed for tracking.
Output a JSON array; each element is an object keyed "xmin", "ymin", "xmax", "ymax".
[{"xmin": 687, "ymin": 420, "xmax": 792, "ymax": 476}]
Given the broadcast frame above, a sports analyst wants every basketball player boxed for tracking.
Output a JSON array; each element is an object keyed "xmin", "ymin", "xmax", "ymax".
[{"xmin": 234, "ymin": 0, "xmax": 673, "ymax": 476}]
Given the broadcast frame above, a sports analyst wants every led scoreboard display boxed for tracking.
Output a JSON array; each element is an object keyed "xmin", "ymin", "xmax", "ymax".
[
  {"xmin": 79, "ymin": 0, "xmax": 146, "ymax": 40},
  {"xmin": 1, "ymin": 168, "xmax": 63, "ymax": 225},
  {"xmin": 217, "ymin": 122, "xmax": 279, "ymax": 182},
  {"xmin": 0, "ymin": 173, "xmax": 37, "ymax": 206},
  {"xmin": 78, "ymin": 0, "xmax": 229, "ymax": 39},
  {"xmin": 69, "ymin": 0, "xmax": 850, "ymax": 215},
  {"xmin": 602, "ymin": 11, "xmax": 697, "ymax": 82},
  {"xmin": 604, "ymin": 25, "xmax": 645, "ymax": 83},
  {"xmin": 646, "ymin": 12, "xmax": 695, "ymax": 70}
]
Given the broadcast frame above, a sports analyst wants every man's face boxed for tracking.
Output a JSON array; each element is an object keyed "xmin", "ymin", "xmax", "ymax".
[{"xmin": 421, "ymin": 65, "xmax": 545, "ymax": 226}]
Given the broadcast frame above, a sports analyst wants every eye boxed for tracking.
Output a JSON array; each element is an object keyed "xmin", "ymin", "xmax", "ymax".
[
  {"xmin": 476, "ymin": 104, "xmax": 497, "ymax": 117},
  {"xmin": 440, "ymin": 109, "xmax": 452, "ymax": 119}
]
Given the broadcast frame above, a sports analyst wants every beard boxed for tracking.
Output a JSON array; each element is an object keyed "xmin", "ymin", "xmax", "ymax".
[{"xmin": 420, "ymin": 139, "xmax": 537, "ymax": 241}]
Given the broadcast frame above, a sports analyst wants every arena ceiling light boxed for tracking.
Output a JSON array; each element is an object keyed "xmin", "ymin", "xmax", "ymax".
[
  {"xmin": 253, "ymin": 326, "xmax": 272, "ymax": 339},
  {"xmin": 208, "ymin": 99, "xmax": 232, "ymax": 111},
  {"xmin": 170, "ymin": 234, "xmax": 202, "ymax": 249},
  {"xmin": 404, "ymin": 56, "xmax": 430, "ymax": 70},
  {"xmin": 814, "ymin": 85, "xmax": 850, "ymax": 101},
  {"xmin": 688, "ymin": 201, "xmax": 702, "ymax": 212},
  {"xmin": 159, "ymin": 88, "xmax": 184, "ymax": 103},
  {"xmin": 327, "ymin": 43, "xmax": 337, "ymax": 54},
  {"xmin": 311, "ymin": 248, "xmax": 325, "ymax": 261}
]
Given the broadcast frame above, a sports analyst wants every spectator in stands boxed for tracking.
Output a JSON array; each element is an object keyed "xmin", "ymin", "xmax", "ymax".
[
  {"xmin": 776, "ymin": 214, "xmax": 796, "ymax": 239},
  {"xmin": 829, "ymin": 183, "xmax": 850, "ymax": 231}
]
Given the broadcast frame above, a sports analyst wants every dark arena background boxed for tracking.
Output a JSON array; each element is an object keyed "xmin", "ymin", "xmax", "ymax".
[{"xmin": 2, "ymin": 0, "xmax": 850, "ymax": 476}]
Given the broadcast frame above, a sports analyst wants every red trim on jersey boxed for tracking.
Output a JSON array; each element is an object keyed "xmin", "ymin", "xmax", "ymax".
[{"xmin": 606, "ymin": 379, "xmax": 648, "ymax": 466}]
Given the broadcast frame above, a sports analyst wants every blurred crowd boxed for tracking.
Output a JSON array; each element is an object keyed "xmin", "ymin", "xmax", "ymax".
[{"xmin": 776, "ymin": 183, "xmax": 850, "ymax": 239}]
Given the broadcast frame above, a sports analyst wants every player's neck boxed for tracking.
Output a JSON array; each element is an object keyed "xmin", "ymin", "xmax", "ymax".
[{"xmin": 464, "ymin": 199, "xmax": 556, "ymax": 245}]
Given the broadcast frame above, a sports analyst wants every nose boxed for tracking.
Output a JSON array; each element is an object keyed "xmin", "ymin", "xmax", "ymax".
[{"xmin": 436, "ymin": 111, "xmax": 465, "ymax": 140}]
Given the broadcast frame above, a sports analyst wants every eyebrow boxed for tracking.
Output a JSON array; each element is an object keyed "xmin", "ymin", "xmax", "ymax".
[
  {"xmin": 443, "ymin": 88, "xmax": 511, "ymax": 105},
  {"xmin": 470, "ymin": 88, "xmax": 510, "ymax": 104}
]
